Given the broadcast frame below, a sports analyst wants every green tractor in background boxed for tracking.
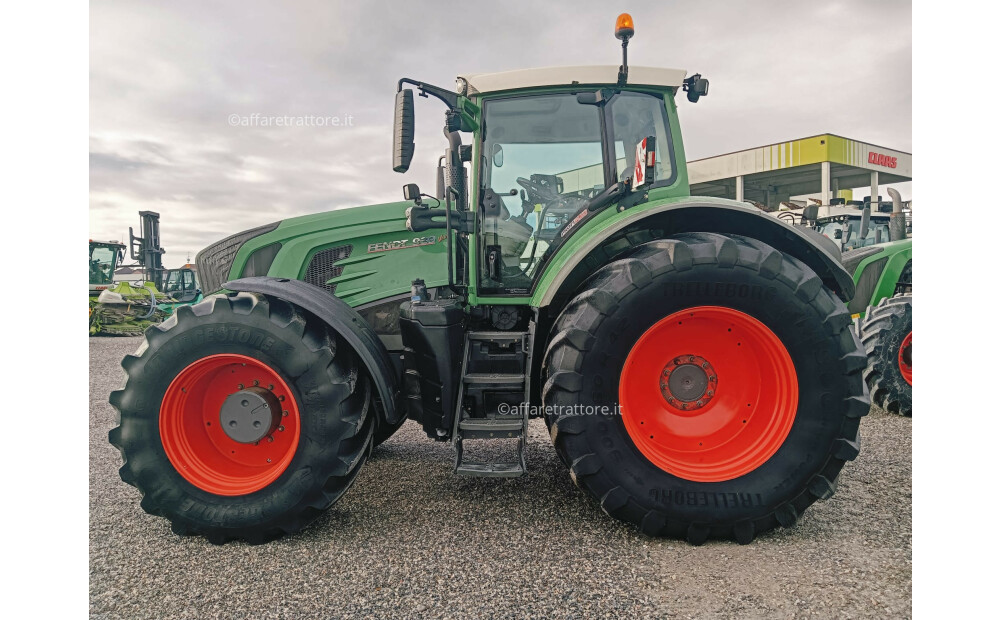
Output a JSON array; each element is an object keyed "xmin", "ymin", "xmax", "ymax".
[
  {"xmin": 110, "ymin": 15, "xmax": 870, "ymax": 545},
  {"xmin": 777, "ymin": 191, "xmax": 912, "ymax": 416},
  {"xmin": 842, "ymin": 190, "xmax": 911, "ymax": 417}
]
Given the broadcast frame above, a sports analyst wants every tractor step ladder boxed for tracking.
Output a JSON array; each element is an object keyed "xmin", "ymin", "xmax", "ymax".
[{"xmin": 452, "ymin": 328, "xmax": 533, "ymax": 477}]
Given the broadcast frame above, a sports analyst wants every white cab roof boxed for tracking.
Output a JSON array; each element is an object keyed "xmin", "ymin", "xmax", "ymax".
[{"xmin": 460, "ymin": 65, "xmax": 687, "ymax": 95}]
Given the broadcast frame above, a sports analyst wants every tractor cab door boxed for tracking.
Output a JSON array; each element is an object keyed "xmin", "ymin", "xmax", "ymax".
[{"xmin": 478, "ymin": 90, "xmax": 675, "ymax": 296}]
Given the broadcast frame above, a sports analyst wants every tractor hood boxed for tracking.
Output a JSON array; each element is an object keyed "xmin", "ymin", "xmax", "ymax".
[{"xmin": 196, "ymin": 201, "xmax": 449, "ymax": 308}]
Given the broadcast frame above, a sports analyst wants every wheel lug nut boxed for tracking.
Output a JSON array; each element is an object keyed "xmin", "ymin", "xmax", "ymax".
[
  {"xmin": 268, "ymin": 384, "xmax": 274, "ymax": 390},
  {"xmin": 709, "ymin": 376, "xmax": 716, "ymax": 382},
  {"xmin": 282, "ymin": 410, "xmax": 289, "ymax": 417},
  {"xmin": 278, "ymin": 425, "xmax": 285, "ymax": 432},
  {"xmin": 696, "ymin": 400, "xmax": 704, "ymax": 407},
  {"xmin": 707, "ymin": 390, "xmax": 714, "ymax": 397},
  {"xmin": 702, "ymin": 362, "xmax": 709, "ymax": 368},
  {"xmin": 253, "ymin": 380, "xmax": 259, "ymax": 386},
  {"xmin": 266, "ymin": 458, "xmax": 272, "ymax": 463},
  {"xmin": 267, "ymin": 436, "xmax": 274, "ymax": 443},
  {"xmin": 237, "ymin": 384, "xmax": 244, "ymax": 389},
  {"xmin": 279, "ymin": 395, "xmax": 285, "ymax": 402}
]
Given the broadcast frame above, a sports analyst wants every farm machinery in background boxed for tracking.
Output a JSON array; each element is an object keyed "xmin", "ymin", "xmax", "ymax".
[
  {"xmin": 772, "ymin": 190, "xmax": 912, "ymax": 416},
  {"xmin": 90, "ymin": 211, "xmax": 203, "ymax": 335}
]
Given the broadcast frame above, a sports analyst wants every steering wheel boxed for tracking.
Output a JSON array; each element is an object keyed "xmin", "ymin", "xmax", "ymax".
[{"xmin": 516, "ymin": 176, "xmax": 561, "ymax": 205}]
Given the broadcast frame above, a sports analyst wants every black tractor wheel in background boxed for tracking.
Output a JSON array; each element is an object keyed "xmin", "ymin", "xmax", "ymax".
[
  {"xmin": 861, "ymin": 294, "xmax": 912, "ymax": 416},
  {"xmin": 109, "ymin": 292, "xmax": 374, "ymax": 544},
  {"xmin": 543, "ymin": 232, "xmax": 869, "ymax": 544}
]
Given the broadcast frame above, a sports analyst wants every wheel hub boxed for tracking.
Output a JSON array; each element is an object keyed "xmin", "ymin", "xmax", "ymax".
[
  {"xmin": 660, "ymin": 355, "xmax": 718, "ymax": 411},
  {"xmin": 219, "ymin": 386, "xmax": 281, "ymax": 444}
]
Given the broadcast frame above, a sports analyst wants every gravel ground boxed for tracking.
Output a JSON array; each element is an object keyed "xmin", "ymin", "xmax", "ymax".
[{"xmin": 90, "ymin": 336, "xmax": 911, "ymax": 619}]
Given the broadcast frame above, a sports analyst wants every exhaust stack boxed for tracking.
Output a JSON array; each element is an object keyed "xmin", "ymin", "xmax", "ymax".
[{"xmin": 887, "ymin": 188, "xmax": 907, "ymax": 241}]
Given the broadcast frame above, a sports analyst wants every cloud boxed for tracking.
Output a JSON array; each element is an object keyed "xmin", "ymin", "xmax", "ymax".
[{"xmin": 91, "ymin": 0, "xmax": 911, "ymax": 265}]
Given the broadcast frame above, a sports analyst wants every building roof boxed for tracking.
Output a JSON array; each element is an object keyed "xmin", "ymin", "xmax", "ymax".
[
  {"xmin": 460, "ymin": 65, "xmax": 687, "ymax": 95},
  {"xmin": 689, "ymin": 133, "xmax": 912, "ymax": 204}
]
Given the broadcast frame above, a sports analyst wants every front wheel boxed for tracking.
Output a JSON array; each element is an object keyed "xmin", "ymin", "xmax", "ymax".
[
  {"xmin": 109, "ymin": 293, "xmax": 374, "ymax": 544},
  {"xmin": 861, "ymin": 295, "xmax": 912, "ymax": 416},
  {"xmin": 543, "ymin": 233, "xmax": 869, "ymax": 544}
]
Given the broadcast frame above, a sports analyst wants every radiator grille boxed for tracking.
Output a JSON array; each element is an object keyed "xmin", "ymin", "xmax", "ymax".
[{"xmin": 304, "ymin": 245, "xmax": 353, "ymax": 294}]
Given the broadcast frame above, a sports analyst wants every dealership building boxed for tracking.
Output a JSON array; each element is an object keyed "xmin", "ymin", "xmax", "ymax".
[{"xmin": 688, "ymin": 133, "xmax": 912, "ymax": 209}]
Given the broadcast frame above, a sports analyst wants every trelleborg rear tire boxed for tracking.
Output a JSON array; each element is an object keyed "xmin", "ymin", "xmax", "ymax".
[
  {"xmin": 542, "ymin": 233, "xmax": 869, "ymax": 544},
  {"xmin": 109, "ymin": 292, "xmax": 374, "ymax": 544}
]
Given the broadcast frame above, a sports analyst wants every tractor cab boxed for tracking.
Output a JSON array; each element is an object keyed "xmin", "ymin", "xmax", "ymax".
[
  {"xmin": 162, "ymin": 267, "xmax": 201, "ymax": 303},
  {"xmin": 814, "ymin": 206, "xmax": 893, "ymax": 251},
  {"xmin": 392, "ymin": 14, "xmax": 708, "ymax": 299},
  {"xmin": 89, "ymin": 240, "xmax": 125, "ymax": 295}
]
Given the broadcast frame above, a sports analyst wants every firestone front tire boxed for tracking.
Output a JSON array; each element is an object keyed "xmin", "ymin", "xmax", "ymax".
[
  {"xmin": 109, "ymin": 292, "xmax": 374, "ymax": 544},
  {"xmin": 543, "ymin": 233, "xmax": 869, "ymax": 544}
]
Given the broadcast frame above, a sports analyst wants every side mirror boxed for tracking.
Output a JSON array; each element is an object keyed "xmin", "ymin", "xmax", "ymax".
[
  {"xmin": 491, "ymin": 143, "xmax": 504, "ymax": 168},
  {"xmin": 403, "ymin": 183, "xmax": 422, "ymax": 204},
  {"xmin": 393, "ymin": 89, "xmax": 415, "ymax": 173},
  {"xmin": 801, "ymin": 204, "xmax": 819, "ymax": 222},
  {"xmin": 435, "ymin": 156, "xmax": 445, "ymax": 200},
  {"xmin": 833, "ymin": 229, "xmax": 843, "ymax": 240},
  {"xmin": 683, "ymin": 74, "xmax": 710, "ymax": 103}
]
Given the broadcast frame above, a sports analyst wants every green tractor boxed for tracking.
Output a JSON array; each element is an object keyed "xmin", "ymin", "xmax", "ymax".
[
  {"xmin": 110, "ymin": 15, "xmax": 869, "ymax": 545},
  {"xmin": 774, "ymin": 192, "xmax": 912, "ymax": 416},
  {"xmin": 840, "ymin": 191, "xmax": 911, "ymax": 417}
]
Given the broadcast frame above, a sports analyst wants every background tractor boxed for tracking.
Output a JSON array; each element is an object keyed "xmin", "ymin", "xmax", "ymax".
[
  {"xmin": 830, "ymin": 190, "xmax": 912, "ymax": 417},
  {"xmin": 90, "ymin": 211, "xmax": 203, "ymax": 335},
  {"xmin": 110, "ymin": 14, "xmax": 869, "ymax": 545},
  {"xmin": 89, "ymin": 239, "xmax": 125, "ymax": 295},
  {"xmin": 771, "ymin": 191, "xmax": 912, "ymax": 416}
]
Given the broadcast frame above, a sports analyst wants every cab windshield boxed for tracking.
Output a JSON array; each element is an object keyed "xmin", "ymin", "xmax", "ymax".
[
  {"xmin": 90, "ymin": 244, "xmax": 119, "ymax": 285},
  {"xmin": 479, "ymin": 91, "xmax": 672, "ymax": 294}
]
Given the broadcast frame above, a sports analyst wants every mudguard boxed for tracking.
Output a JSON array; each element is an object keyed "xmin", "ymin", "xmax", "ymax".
[
  {"xmin": 535, "ymin": 200, "xmax": 857, "ymax": 308},
  {"xmin": 225, "ymin": 276, "xmax": 403, "ymax": 425}
]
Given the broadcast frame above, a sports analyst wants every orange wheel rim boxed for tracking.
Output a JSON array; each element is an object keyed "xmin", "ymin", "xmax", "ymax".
[
  {"xmin": 619, "ymin": 306, "xmax": 798, "ymax": 482},
  {"xmin": 159, "ymin": 354, "xmax": 301, "ymax": 496},
  {"xmin": 898, "ymin": 331, "xmax": 912, "ymax": 385}
]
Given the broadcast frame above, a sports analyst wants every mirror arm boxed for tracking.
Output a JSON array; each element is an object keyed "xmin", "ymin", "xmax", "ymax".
[{"xmin": 397, "ymin": 78, "xmax": 458, "ymax": 110}]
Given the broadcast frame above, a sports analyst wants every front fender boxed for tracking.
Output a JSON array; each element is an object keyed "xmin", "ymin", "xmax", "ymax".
[
  {"xmin": 225, "ymin": 276, "xmax": 403, "ymax": 425},
  {"xmin": 533, "ymin": 198, "xmax": 856, "ymax": 308}
]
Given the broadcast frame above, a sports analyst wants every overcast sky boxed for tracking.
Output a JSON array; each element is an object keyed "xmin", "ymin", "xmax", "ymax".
[{"xmin": 90, "ymin": 0, "xmax": 911, "ymax": 267}]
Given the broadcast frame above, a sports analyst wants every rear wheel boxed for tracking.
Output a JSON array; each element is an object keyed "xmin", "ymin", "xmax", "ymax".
[
  {"xmin": 861, "ymin": 294, "xmax": 912, "ymax": 416},
  {"xmin": 109, "ymin": 292, "xmax": 374, "ymax": 544},
  {"xmin": 543, "ymin": 233, "xmax": 869, "ymax": 544}
]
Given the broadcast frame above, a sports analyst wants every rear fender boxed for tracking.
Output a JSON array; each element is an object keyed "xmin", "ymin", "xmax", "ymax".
[
  {"xmin": 534, "ymin": 200, "xmax": 856, "ymax": 311},
  {"xmin": 225, "ymin": 276, "xmax": 403, "ymax": 425}
]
